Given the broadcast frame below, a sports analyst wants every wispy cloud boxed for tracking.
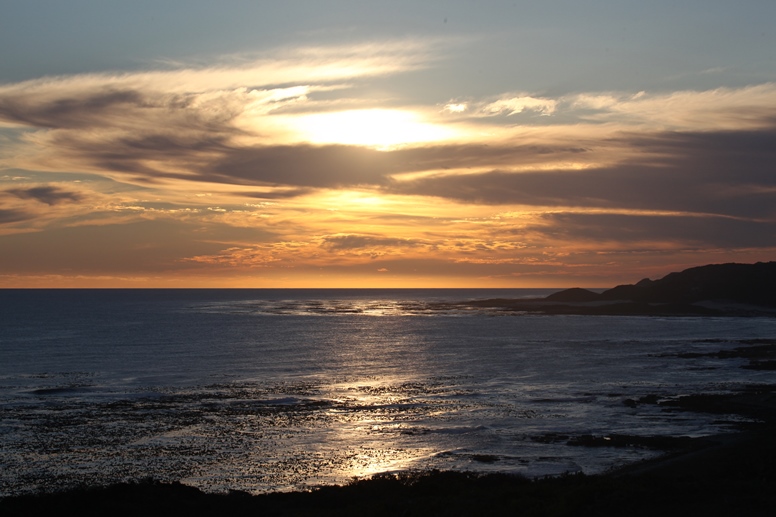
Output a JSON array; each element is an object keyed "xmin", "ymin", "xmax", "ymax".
[
  {"xmin": 480, "ymin": 95, "xmax": 558, "ymax": 116},
  {"xmin": 321, "ymin": 234, "xmax": 423, "ymax": 251},
  {"xmin": 7, "ymin": 186, "xmax": 83, "ymax": 205},
  {"xmin": 1, "ymin": 42, "xmax": 775, "ymax": 286},
  {"xmin": 565, "ymin": 84, "xmax": 776, "ymax": 129},
  {"xmin": 389, "ymin": 125, "xmax": 776, "ymax": 218},
  {"xmin": 0, "ymin": 208, "xmax": 32, "ymax": 224}
]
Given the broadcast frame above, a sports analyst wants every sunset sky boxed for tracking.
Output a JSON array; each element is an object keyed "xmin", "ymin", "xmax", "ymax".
[{"xmin": 1, "ymin": 1, "xmax": 775, "ymax": 288}]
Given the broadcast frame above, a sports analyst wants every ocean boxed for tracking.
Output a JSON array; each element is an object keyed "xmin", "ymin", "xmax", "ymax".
[{"xmin": 1, "ymin": 288, "xmax": 775, "ymax": 496}]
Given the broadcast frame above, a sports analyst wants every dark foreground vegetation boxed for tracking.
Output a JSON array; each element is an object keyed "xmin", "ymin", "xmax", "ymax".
[{"xmin": 3, "ymin": 384, "xmax": 776, "ymax": 517}]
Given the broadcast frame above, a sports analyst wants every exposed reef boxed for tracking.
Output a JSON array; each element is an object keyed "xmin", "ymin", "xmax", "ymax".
[{"xmin": 3, "ymin": 384, "xmax": 775, "ymax": 516}]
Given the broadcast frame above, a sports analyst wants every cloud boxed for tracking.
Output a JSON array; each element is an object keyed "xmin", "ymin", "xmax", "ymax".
[
  {"xmin": 567, "ymin": 84, "xmax": 776, "ymax": 129},
  {"xmin": 3, "ymin": 54, "xmax": 775, "ymax": 204},
  {"xmin": 2, "ymin": 46, "xmax": 776, "ymax": 286},
  {"xmin": 7, "ymin": 186, "xmax": 83, "ymax": 205},
  {"xmin": 442, "ymin": 84, "xmax": 776, "ymax": 132},
  {"xmin": 0, "ymin": 208, "xmax": 32, "ymax": 224},
  {"xmin": 442, "ymin": 102, "xmax": 467, "ymax": 113},
  {"xmin": 206, "ymin": 145, "xmax": 398, "ymax": 188},
  {"xmin": 481, "ymin": 95, "xmax": 557, "ymax": 116},
  {"xmin": 239, "ymin": 187, "xmax": 315, "ymax": 199},
  {"xmin": 528, "ymin": 212, "xmax": 776, "ymax": 249},
  {"xmin": 0, "ymin": 40, "xmax": 429, "ymax": 104},
  {"xmin": 320, "ymin": 234, "xmax": 422, "ymax": 250},
  {"xmin": 0, "ymin": 219, "xmax": 269, "ymax": 273},
  {"xmin": 389, "ymin": 125, "xmax": 776, "ymax": 220},
  {"xmin": 0, "ymin": 43, "xmax": 437, "ymax": 190},
  {"xmin": 0, "ymin": 89, "xmax": 145, "ymax": 130}
]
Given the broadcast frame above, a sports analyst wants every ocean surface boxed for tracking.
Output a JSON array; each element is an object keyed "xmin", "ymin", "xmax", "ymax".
[{"xmin": 1, "ymin": 288, "xmax": 775, "ymax": 497}]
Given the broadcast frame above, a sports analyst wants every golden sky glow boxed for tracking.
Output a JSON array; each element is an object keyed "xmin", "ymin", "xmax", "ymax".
[
  {"xmin": 291, "ymin": 109, "xmax": 459, "ymax": 148},
  {"xmin": 1, "ymin": 3, "xmax": 775, "ymax": 288}
]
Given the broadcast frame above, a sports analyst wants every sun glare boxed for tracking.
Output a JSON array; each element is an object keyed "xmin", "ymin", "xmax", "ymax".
[{"xmin": 295, "ymin": 109, "xmax": 454, "ymax": 149}]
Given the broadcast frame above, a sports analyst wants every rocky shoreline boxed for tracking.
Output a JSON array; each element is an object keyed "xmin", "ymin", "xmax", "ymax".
[{"xmin": 2, "ymin": 382, "xmax": 774, "ymax": 516}]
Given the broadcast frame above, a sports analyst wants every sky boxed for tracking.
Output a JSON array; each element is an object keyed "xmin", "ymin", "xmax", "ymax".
[{"xmin": 1, "ymin": 1, "xmax": 775, "ymax": 288}]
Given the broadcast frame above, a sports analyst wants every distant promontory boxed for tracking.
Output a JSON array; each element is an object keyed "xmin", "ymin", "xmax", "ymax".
[{"xmin": 467, "ymin": 262, "xmax": 776, "ymax": 316}]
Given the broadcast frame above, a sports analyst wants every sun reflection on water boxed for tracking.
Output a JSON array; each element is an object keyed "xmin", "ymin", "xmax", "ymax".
[{"xmin": 316, "ymin": 379, "xmax": 442, "ymax": 482}]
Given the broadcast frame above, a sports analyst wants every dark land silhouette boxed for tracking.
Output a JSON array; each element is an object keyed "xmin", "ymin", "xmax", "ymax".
[{"xmin": 466, "ymin": 261, "xmax": 776, "ymax": 316}]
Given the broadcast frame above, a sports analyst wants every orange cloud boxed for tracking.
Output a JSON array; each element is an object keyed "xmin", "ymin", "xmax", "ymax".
[{"xmin": 1, "ymin": 44, "xmax": 776, "ymax": 287}]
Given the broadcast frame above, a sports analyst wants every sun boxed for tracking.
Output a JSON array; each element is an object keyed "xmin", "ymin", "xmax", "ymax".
[{"xmin": 295, "ymin": 108, "xmax": 454, "ymax": 149}]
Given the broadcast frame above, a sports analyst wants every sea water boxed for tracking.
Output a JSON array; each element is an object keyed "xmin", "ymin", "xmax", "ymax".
[{"xmin": 1, "ymin": 289, "xmax": 775, "ymax": 496}]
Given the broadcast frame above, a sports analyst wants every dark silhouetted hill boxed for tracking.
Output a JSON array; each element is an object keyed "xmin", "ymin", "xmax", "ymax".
[
  {"xmin": 602, "ymin": 262, "xmax": 776, "ymax": 306},
  {"xmin": 462, "ymin": 262, "xmax": 776, "ymax": 316},
  {"xmin": 544, "ymin": 287, "xmax": 602, "ymax": 303}
]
